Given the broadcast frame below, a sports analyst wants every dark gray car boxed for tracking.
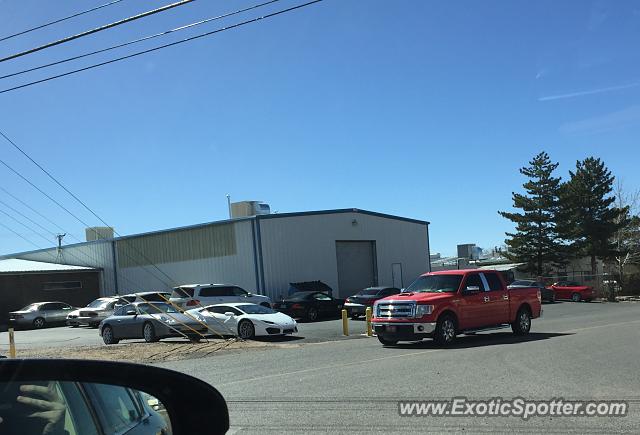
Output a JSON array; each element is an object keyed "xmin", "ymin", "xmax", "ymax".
[
  {"xmin": 508, "ymin": 279, "xmax": 555, "ymax": 303},
  {"xmin": 99, "ymin": 302, "xmax": 209, "ymax": 344},
  {"xmin": 9, "ymin": 302, "xmax": 76, "ymax": 329}
]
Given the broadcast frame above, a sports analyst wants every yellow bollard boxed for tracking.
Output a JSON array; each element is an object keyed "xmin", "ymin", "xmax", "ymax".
[
  {"xmin": 365, "ymin": 307, "xmax": 373, "ymax": 336},
  {"xmin": 342, "ymin": 309, "xmax": 349, "ymax": 336},
  {"xmin": 8, "ymin": 327, "xmax": 16, "ymax": 358}
]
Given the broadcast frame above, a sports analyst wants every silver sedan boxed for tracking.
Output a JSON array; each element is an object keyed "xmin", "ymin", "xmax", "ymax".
[
  {"xmin": 9, "ymin": 302, "xmax": 76, "ymax": 329},
  {"xmin": 99, "ymin": 302, "xmax": 210, "ymax": 344}
]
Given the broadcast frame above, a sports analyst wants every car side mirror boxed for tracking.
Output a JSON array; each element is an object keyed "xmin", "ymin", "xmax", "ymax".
[
  {"xmin": 126, "ymin": 310, "xmax": 137, "ymax": 316},
  {"xmin": 224, "ymin": 312, "xmax": 235, "ymax": 317},
  {"xmin": 464, "ymin": 285, "xmax": 481, "ymax": 294},
  {"xmin": 0, "ymin": 359, "xmax": 229, "ymax": 434}
]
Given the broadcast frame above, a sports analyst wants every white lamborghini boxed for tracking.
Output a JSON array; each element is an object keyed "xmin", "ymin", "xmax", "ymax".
[{"xmin": 187, "ymin": 302, "xmax": 298, "ymax": 339}]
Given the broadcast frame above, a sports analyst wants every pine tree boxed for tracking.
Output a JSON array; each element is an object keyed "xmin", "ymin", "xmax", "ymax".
[
  {"xmin": 559, "ymin": 157, "xmax": 627, "ymax": 298},
  {"xmin": 499, "ymin": 152, "xmax": 564, "ymax": 276}
]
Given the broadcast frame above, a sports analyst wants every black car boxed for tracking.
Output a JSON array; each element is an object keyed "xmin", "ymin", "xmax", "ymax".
[
  {"xmin": 344, "ymin": 286, "xmax": 401, "ymax": 319},
  {"xmin": 508, "ymin": 279, "xmax": 555, "ymax": 303},
  {"xmin": 273, "ymin": 291, "xmax": 345, "ymax": 321}
]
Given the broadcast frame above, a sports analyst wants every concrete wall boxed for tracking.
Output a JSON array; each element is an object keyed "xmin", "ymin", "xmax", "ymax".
[{"xmin": 257, "ymin": 212, "xmax": 429, "ymax": 300}]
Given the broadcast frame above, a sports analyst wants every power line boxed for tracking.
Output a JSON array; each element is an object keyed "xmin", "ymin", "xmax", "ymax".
[
  {"xmin": 0, "ymin": 0, "xmax": 282, "ymax": 81},
  {"xmin": 0, "ymin": 0, "xmax": 128, "ymax": 43},
  {"xmin": 0, "ymin": 207, "xmax": 55, "ymax": 246},
  {"xmin": 0, "ymin": 185, "xmax": 77, "ymax": 238},
  {"xmin": 0, "ymin": 197, "xmax": 56, "ymax": 237},
  {"xmin": 0, "ymin": 0, "xmax": 197, "ymax": 63},
  {"xmin": 0, "ymin": 155, "xmax": 96, "ymax": 231},
  {"xmin": 0, "ymin": 152, "xmax": 178, "ymax": 286},
  {"xmin": 0, "ymin": 0, "xmax": 325, "ymax": 94},
  {"xmin": 0, "ymin": 129, "xmax": 178, "ymax": 286},
  {"xmin": 0, "ymin": 220, "xmax": 43, "ymax": 250}
]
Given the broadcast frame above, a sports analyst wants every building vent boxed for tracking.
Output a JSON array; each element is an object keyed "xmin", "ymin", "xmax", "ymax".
[
  {"xmin": 230, "ymin": 201, "xmax": 271, "ymax": 218},
  {"xmin": 86, "ymin": 227, "xmax": 114, "ymax": 241}
]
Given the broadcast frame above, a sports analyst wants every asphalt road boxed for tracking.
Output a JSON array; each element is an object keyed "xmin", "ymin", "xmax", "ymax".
[
  {"xmin": 154, "ymin": 301, "xmax": 640, "ymax": 434},
  {"xmin": 0, "ymin": 314, "xmax": 369, "ymax": 351}
]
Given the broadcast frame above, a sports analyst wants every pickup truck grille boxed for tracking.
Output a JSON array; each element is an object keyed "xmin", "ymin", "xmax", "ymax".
[{"xmin": 376, "ymin": 301, "xmax": 416, "ymax": 318}]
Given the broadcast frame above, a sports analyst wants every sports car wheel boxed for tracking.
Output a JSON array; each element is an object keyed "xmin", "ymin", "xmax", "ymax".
[
  {"xmin": 238, "ymin": 320, "xmax": 255, "ymax": 339},
  {"xmin": 143, "ymin": 322, "xmax": 158, "ymax": 343}
]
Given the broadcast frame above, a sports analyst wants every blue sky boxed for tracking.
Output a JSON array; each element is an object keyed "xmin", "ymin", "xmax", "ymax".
[{"xmin": 0, "ymin": 0, "xmax": 639, "ymax": 257}]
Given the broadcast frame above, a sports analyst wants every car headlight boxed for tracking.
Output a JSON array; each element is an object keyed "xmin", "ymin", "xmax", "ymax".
[
  {"xmin": 160, "ymin": 316, "xmax": 176, "ymax": 324},
  {"xmin": 415, "ymin": 305, "xmax": 434, "ymax": 317},
  {"xmin": 262, "ymin": 320, "xmax": 275, "ymax": 325}
]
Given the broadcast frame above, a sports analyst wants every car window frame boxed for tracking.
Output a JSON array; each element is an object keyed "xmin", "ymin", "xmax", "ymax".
[
  {"xmin": 82, "ymin": 383, "xmax": 145, "ymax": 434},
  {"xmin": 463, "ymin": 273, "xmax": 486, "ymax": 292}
]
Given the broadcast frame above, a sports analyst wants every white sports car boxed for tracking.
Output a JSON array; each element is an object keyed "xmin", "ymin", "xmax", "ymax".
[{"xmin": 188, "ymin": 303, "xmax": 298, "ymax": 339}]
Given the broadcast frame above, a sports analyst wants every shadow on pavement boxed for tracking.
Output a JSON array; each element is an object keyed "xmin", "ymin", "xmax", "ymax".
[
  {"xmin": 387, "ymin": 332, "xmax": 573, "ymax": 350},
  {"xmin": 252, "ymin": 335, "xmax": 304, "ymax": 343}
]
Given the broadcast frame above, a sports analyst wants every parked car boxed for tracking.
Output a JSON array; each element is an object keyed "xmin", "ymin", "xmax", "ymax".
[
  {"xmin": 169, "ymin": 284, "xmax": 272, "ymax": 309},
  {"xmin": 344, "ymin": 286, "xmax": 401, "ymax": 319},
  {"xmin": 549, "ymin": 281, "xmax": 595, "ymax": 302},
  {"xmin": 9, "ymin": 302, "xmax": 76, "ymax": 329},
  {"xmin": 119, "ymin": 291, "xmax": 172, "ymax": 303},
  {"xmin": 371, "ymin": 269, "xmax": 542, "ymax": 346},
  {"xmin": 70, "ymin": 296, "xmax": 130, "ymax": 328},
  {"xmin": 190, "ymin": 303, "xmax": 298, "ymax": 339},
  {"xmin": 99, "ymin": 302, "xmax": 209, "ymax": 345},
  {"xmin": 273, "ymin": 291, "xmax": 345, "ymax": 321},
  {"xmin": 508, "ymin": 280, "xmax": 555, "ymax": 303}
]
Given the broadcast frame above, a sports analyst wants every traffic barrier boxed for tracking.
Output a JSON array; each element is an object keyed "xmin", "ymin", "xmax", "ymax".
[
  {"xmin": 365, "ymin": 307, "xmax": 373, "ymax": 336},
  {"xmin": 342, "ymin": 309, "xmax": 349, "ymax": 336},
  {"xmin": 8, "ymin": 327, "xmax": 16, "ymax": 358}
]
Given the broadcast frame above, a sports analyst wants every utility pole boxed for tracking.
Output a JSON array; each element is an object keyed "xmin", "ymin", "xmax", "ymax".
[
  {"xmin": 56, "ymin": 233, "xmax": 65, "ymax": 262},
  {"xmin": 226, "ymin": 194, "xmax": 231, "ymax": 219}
]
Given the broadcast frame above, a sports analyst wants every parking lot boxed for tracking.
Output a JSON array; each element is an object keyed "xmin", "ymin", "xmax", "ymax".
[
  {"xmin": 0, "ymin": 313, "xmax": 373, "ymax": 358},
  {"xmin": 158, "ymin": 301, "xmax": 640, "ymax": 433},
  {"xmin": 2, "ymin": 297, "xmax": 640, "ymax": 432}
]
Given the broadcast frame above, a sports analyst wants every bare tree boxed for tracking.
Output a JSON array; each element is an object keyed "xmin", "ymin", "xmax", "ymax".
[{"xmin": 613, "ymin": 180, "xmax": 640, "ymax": 296}]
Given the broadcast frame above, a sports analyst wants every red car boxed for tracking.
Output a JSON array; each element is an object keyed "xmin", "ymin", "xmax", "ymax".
[{"xmin": 549, "ymin": 281, "xmax": 595, "ymax": 302}]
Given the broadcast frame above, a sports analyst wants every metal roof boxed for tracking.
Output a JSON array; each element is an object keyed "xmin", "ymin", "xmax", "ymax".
[
  {"xmin": 0, "ymin": 258, "xmax": 98, "ymax": 274},
  {"xmin": 477, "ymin": 263, "xmax": 525, "ymax": 271}
]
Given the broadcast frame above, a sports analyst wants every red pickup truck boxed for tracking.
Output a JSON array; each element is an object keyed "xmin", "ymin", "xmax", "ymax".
[{"xmin": 371, "ymin": 269, "xmax": 542, "ymax": 346}]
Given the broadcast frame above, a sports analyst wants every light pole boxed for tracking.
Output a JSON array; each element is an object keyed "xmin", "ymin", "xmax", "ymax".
[{"xmin": 226, "ymin": 194, "xmax": 231, "ymax": 218}]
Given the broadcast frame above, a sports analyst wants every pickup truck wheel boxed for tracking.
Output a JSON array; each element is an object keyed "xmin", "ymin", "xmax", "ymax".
[
  {"xmin": 434, "ymin": 315, "xmax": 456, "ymax": 345},
  {"xmin": 377, "ymin": 335, "xmax": 398, "ymax": 346},
  {"xmin": 512, "ymin": 308, "xmax": 531, "ymax": 335},
  {"xmin": 571, "ymin": 292, "xmax": 581, "ymax": 302}
]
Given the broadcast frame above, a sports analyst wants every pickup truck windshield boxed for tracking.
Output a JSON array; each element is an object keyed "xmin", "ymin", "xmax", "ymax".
[{"xmin": 404, "ymin": 275, "xmax": 463, "ymax": 293}]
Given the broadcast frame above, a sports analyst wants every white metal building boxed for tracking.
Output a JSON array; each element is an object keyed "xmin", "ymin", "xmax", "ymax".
[{"xmin": 3, "ymin": 209, "xmax": 431, "ymax": 300}]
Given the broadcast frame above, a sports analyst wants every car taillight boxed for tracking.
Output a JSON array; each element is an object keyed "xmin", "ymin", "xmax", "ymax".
[
  {"xmin": 345, "ymin": 298, "xmax": 352, "ymax": 303},
  {"xmin": 291, "ymin": 303, "xmax": 303, "ymax": 309},
  {"xmin": 537, "ymin": 290, "xmax": 541, "ymax": 302},
  {"xmin": 186, "ymin": 299, "xmax": 201, "ymax": 307},
  {"xmin": 13, "ymin": 314, "xmax": 23, "ymax": 319}
]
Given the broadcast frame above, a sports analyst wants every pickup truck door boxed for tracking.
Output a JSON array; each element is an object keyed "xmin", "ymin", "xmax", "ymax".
[
  {"xmin": 458, "ymin": 273, "xmax": 490, "ymax": 329},
  {"xmin": 480, "ymin": 272, "xmax": 510, "ymax": 325}
]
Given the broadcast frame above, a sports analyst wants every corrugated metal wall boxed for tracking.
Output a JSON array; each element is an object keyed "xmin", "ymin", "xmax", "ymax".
[
  {"xmin": 257, "ymin": 212, "xmax": 429, "ymax": 300},
  {"xmin": 6, "ymin": 212, "xmax": 430, "ymax": 302},
  {"xmin": 11, "ymin": 240, "xmax": 115, "ymax": 296},
  {"xmin": 116, "ymin": 220, "xmax": 258, "ymax": 293}
]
